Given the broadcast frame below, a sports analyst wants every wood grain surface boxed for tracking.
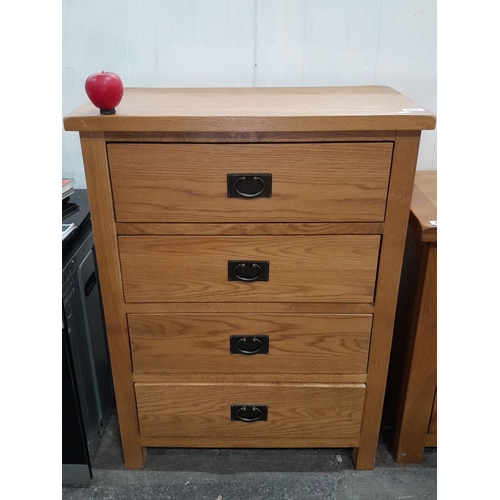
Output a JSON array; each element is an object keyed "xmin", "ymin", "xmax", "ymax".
[
  {"xmin": 63, "ymin": 86, "xmax": 436, "ymax": 132},
  {"xmin": 428, "ymin": 391, "xmax": 437, "ymax": 435},
  {"xmin": 354, "ymin": 130, "xmax": 422, "ymax": 469},
  {"xmin": 128, "ymin": 313, "xmax": 372, "ymax": 375},
  {"xmin": 392, "ymin": 243, "xmax": 437, "ymax": 463},
  {"xmin": 108, "ymin": 142, "xmax": 392, "ymax": 223},
  {"xmin": 124, "ymin": 302, "xmax": 375, "ymax": 315},
  {"xmin": 104, "ymin": 130, "xmax": 396, "ymax": 143},
  {"xmin": 132, "ymin": 373, "xmax": 367, "ymax": 385},
  {"xmin": 118, "ymin": 235, "xmax": 380, "ymax": 303},
  {"xmin": 135, "ymin": 382, "xmax": 366, "ymax": 443},
  {"xmin": 116, "ymin": 222, "xmax": 385, "ymax": 236},
  {"xmin": 409, "ymin": 170, "xmax": 437, "ymax": 242},
  {"xmin": 78, "ymin": 132, "xmax": 145, "ymax": 469}
]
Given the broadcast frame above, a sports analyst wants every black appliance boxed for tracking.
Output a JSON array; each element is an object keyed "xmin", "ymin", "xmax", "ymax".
[{"xmin": 62, "ymin": 190, "xmax": 114, "ymax": 485}]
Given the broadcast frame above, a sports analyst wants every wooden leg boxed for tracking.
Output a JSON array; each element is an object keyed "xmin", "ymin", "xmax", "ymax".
[
  {"xmin": 80, "ymin": 132, "xmax": 146, "ymax": 470},
  {"xmin": 354, "ymin": 131, "xmax": 422, "ymax": 470},
  {"xmin": 123, "ymin": 444, "xmax": 147, "ymax": 469},
  {"xmin": 392, "ymin": 245, "xmax": 437, "ymax": 463}
]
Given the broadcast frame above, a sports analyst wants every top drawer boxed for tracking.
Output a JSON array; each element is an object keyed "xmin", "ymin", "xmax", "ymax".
[{"xmin": 108, "ymin": 142, "xmax": 392, "ymax": 223}]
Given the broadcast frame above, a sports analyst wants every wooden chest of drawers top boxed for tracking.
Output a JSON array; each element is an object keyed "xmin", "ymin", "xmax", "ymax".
[{"xmin": 63, "ymin": 86, "xmax": 435, "ymax": 133}]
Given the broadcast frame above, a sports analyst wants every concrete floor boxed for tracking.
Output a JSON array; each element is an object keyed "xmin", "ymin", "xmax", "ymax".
[{"xmin": 62, "ymin": 410, "xmax": 437, "ymax": 499}]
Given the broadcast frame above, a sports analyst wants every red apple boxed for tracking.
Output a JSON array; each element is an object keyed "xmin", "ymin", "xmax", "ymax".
[{"xmin": 85, "ymin": 71, "xmax": 124, "ymax": 115}]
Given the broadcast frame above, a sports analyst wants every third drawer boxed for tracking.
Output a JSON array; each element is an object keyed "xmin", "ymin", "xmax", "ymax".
[{"xmin": 128, "ymin": 313, "xmax": 372, "ymax": 375}]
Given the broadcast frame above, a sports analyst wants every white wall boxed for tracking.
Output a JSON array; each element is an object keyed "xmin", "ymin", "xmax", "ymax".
[{"xmin": 62, "ymin": 0, "xmax": 437, "ymax": 187}]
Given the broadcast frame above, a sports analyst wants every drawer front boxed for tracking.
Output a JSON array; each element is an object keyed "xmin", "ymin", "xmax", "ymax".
[
  {"xmin": 129, "ymin": 313, "xmax": 372, "ymax": 375},
  {"xmin": 119, "ymin": 235, "xmax": 380, "ymax": 303},
  {"xmin": 108, "ymin": 142, "xmax": 392, "ymax": 223},
  {"xmin": 135, "ymin": 383, "xmax": 365, "ymax": 441}
]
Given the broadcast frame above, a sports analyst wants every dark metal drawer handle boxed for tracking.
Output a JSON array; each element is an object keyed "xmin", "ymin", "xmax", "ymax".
[
  {"xmin": 234, "ymin": 262, "xmax": 262, "ymax": 281},
  {"xmin": 234, "ymin": 176, "xmax": 266, "ymax": 198},
  {"xmin": 227, "ymin": 173, "xmax": 272, "ymax": 198},
  {"xmin": 228, "ymin": 261, "xmax": 269, "ymax": 282},
  {"xmin": 231, "ymin": 405, "xmax": 268, "ymax": 422},
  {"xmin": 230, "ymin": 336, "xmax": 269, "ymax": 355}
]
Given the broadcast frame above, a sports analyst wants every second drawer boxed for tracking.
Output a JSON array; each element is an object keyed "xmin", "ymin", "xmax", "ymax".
[
  {"xmin": 129, "ymin": 313, "xmax": 372, "ymax": 375},
  {"xmin": 119, "ymin": 235, "xmax": 380, "ymax": 303}
]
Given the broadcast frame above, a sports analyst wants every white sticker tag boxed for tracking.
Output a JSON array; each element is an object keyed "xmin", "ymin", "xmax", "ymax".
[
  {"xmin": 430, "ymin": 221, "xmax": 437, "ymax": 226},
  {"xmin": 398, "ymin": 107, "xmax": 425, "ymax": 113}
]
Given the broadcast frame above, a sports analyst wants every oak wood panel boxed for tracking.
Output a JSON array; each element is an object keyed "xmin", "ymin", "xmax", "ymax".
[
  {"xmin": 135, "ymin": 383, "xmax": 366, "ymax": 442},
  {"xmin": 354, "ymin": 130, "xmax": 422, "ymax": 470},
  {"xmin": 128, "ymin": 313, "xmax": 372, "ymax": 375},
  {"xmin": 78, "ymin": 132, "xmax": 145, "ymax": 469},
  {"xmin": 116, "ymin": 222, "xmax": 385, "ymax": 236},
  {"xmin": 428, "ymin": 391, "xmax": 437, "ymax": 435},
  {"xmin": 140, "ymin": 436, "xmax": 359, "ymax": 448},
  {"xmin": 410, "ymin": 170, "xmax": 437, "ymax": 242},
  {"xmin": 426, "ymin": 393, "xmax": 437, "ymax": 446},
  {"xmin": 415, "ymin": 171, "xmax": 437, "ymax": 206},
  {"xmin": 425, "ymin": 434, "xmax": 437, "ymax": 448},
  {"xmin": 108, "ymin": 142, "xmax": 393, "ymax": 223},
  {"xmin": 133, "ymin": 373, "xmax": 367, "ymax": 384},
  {"xmin": 392, "ymin": 244, "xmax": 437, "ymax": 463},
  {"xmin": 383, "ymin": 225, "xmax": 420, "ymax": 434},
  {"xmin": 118, "ymin": 235, "xmax": 380, "ymax": 303},
  {"xmin": 387, "ymin": 170, "xmax": 437, "ymax": 463},
  {"xmin": 63, "ymin": 87, "xmax": 436, "ymax": 132},
  {"xmin": 104, "ymin": 130, "xmax": 396, "ymax": 143},
  {"xmin": 124, "ymin": 302, "xmax": 375, "ymax": 315}
]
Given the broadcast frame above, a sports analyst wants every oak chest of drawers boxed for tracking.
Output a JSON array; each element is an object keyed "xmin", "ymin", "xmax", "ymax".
[{"xmin": 64, "ymin": 86, "xmax": 436, "ymax": 470}]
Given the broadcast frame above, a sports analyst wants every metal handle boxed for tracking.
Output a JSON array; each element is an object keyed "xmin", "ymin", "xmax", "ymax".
[
  {"xmin": 230, "ymin": 335, "xmax": 269, "ymax": 355},
  {"xmin": 236, "ymin": 337, "xmax": 263, "ymax": 355},
  {"xmin": 231, "ymin": 405, "xmax": 268, "ymax": 422},
  {"xmin": 233, "ymin": 262, "xmax": 262, "ymax": 282},
  {"xmin": 236, "ymin": 406, "xmax": 262, "ymax": 422},
  {"xmin": 234, "ymin": 176, "xmax": 266, "ymax": 198},
  {"xmin": 228, "ymin": 261, "xmax": 269, "ymax": 282},
  {"xmin": 227, "ymin": 174, "xmax": 272, "ymax": 198}
]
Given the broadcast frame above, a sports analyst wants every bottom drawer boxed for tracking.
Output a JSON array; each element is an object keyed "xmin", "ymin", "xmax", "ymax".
[{"xmin": 135, "ymin": 383, "xmax": 365, "ymax": 447}]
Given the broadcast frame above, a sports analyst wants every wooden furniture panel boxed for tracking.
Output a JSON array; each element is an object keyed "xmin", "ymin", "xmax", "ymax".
[
  {"xmin": 119, "ymin": 235, "xmax": 380, "ymax": 303},
  {"xmin": 135, "ymin": 382, "xmax": 366, "ymax": 444},
  {"xmin": 115, "ymin": 222, "xmax": 385, "ymax": 236},
  {"xmin": 63, "ymin": 86, "xmax": 436, "ymax": 132},
  {"xmin": 108, "ymin": 142, "xmax": 392, "ymax": 223},
  {"xmin": 78, "ymin": 132, "xmax": 145, "ymax": 469},
  {"xmin": 427, "ymin": 391, "xmax": 437, "ymax": 446},
  {"xmin": 385, "ymin": 170, "xmax": 437, "ymax": 463},
  {"xmin": 64, "ymin": 86, "xmax": 435, "ymax": 470},
  {"xmin": 128, "ymin": 313, "xmax": 372, "ymax": 375}
]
